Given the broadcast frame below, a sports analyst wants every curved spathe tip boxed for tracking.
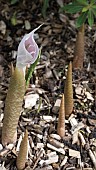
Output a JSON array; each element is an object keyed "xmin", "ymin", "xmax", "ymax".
[{"xmin": 16, "ymin": 24, "xmax": 43, "ymax": 69}]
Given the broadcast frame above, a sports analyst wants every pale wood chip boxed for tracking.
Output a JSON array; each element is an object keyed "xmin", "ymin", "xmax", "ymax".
[
  {"xmin": 16, "ymin": 133, "xmax": 23, "ymax": 152},
  {"xmin": 35, "ymin": 165, "xmax": 53, "ymax": 170},
  {"xmin": 78, "ymin": 132, "xmax": 86, "ymax": 147},
  {"xmin": 0, "ymin": 144, "xmax": 3, "ymax": 151},
  {"xmin": 52, "ymin": 99, "xmax": 61, "ymax": 113},
  {"xmin": 47, "ymin": 143, "xmax": 65, "ymax": 155},
  {"xmin": 39, "ymin": 154, "xmax": 58, "ymax": 166},
  {"xmin": 60, "ymin": 156, "xmax": 68, "ymax": 167},
  {"xmin": 69, "ymin": 117, "xmax": 78, "ymax": 127},
  {"xmin": 72, "ymin": 131, "xmax": 78, "ymax": 144},
  {"xmin": 88, "ymin": 149, "xmax": 96, "ymax": 169},
  {"xmin": 31, "ymin": 132, "xmax": 43, "ymax": 139},
  {"xmin": 69, "ymin": 149, "xmax": 80, "ymax": 158},
  {"xmin": 48, "ymin": 138, "xmax": 64, "ymax": 148},
  {"xmin": 49, "ymin": 134, "xmax": 61, "ymax": 140},
  {"xmin": 0, "ymin": 148, "xmax": 9, "ymax": 157}
]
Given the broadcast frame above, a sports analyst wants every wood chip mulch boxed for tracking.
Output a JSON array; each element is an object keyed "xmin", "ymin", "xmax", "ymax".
[{"xmin": 0, "ymin": 0, "xmax": 96, "ymax": 169}]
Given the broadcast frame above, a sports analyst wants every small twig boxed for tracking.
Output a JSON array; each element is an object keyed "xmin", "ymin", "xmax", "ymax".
[
  {"xmin": 37, "ymin": 97, "xmax": 42, "ymax": 113},
  {"xmin": 52, "ymin": 69, "xmax": 59, "ymax": 81},
  {"xmin": 32, "ymin": 149, "xmax": 43, "ymax": 170},
  {"xmin": 78, "ymin": 132, "xmax": 86, "ymax": 147}
]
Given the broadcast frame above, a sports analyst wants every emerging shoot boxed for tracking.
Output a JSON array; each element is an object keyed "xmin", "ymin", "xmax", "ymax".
[
  {"xmin": 57, "ymin": 94, "xmax": 65, "ymax": 138},
  {"xmin": 64, "ymin": 61, "xmax": 73, "ymax": 118},
  {"xmin": 2, "ymin": 26, "xmax": 41, "ymax": 145},
  {"xmin": 16, "ymin": 130, "xmax": 28, "ymax": 170},
  {"xmin": 73, "ymin": 24, "xmax": 85, "ymax": 69}
]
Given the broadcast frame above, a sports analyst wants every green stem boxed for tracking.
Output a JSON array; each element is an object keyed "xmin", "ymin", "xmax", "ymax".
[{"xmin": 25, "ymin": 49, "xmax": 41, "ymax": 88}]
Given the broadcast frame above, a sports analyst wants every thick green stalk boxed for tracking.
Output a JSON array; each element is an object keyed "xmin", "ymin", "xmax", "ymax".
[{"xmin": 2, "ymin": 68, "xmax": 25, "ymax": 145}]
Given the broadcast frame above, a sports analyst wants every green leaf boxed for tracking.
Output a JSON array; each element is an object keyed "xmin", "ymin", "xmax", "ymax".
[
  {"xmin": 91, "ymin": 8, "xmax": 96, "ymax": 16},
  {"xmin": 42, "ymin": 0, "xmax": 49, "ymax": 18},
  {"xmin": 88, "ymin": 10, "xmax": 94, "ymax": 27},
  {"xmin": 10, "ymin": 0, "xmax": 19, "ymax": 5},
  {"xmin": 62, "ymin": 3, "xmax": 84, "ymax": 13},
  {"xmin": 76, "ymin": 0, "xmax": 88, "ymax": 6},
  {"xmin": 25, "ymin": 49, "xmax": 41, "ymax": 87},
  {"xmin": 37, "ymin": 97, "xmax": 42, "ymax": 113},
  {"xmin": 11, "ymin": 12, "xmax": 17, "ymax": 26},
  {"xmin": 76, "ymin": 11, "xmax": 88, "ymax": 27},
  {"xmin": 90, "ymin": 0, "xmax": 96, "ymax": 4},
  {"xmin": 92, "ymin": 5, "xmax": 96, "ymax": 9},
  {"xmin": 62, "ymin": 0, "xmax": 89, "ymax": 14},
  {"xmin": 82, "ymin": 6, "xmax": 89, "ymax": 12}
]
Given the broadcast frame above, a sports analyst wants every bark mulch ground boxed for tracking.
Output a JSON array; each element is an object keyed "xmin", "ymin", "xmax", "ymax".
[{"xmin": 0, "ymin": 0, "xmax": 96, "ymax": 169}]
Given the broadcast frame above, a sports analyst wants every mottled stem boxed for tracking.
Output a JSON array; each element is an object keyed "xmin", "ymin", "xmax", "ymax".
[
  {"xmin": 73, "ymin": 24, "xmax": 85, "ymax": 69},
  {"xmin": 64, "ymin": 61, "xmax": 73, "ymax": 118},
  {"xmin": 57, "ymin": 94, "xmax": 65, "ymax": 138},
  {"xmin": 16, "ymin": 130, "xmax": 28, "ymax": 170},
  {"xmin": 2, "ymin": 68, "xmax": 25, "ymax": 145}
]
